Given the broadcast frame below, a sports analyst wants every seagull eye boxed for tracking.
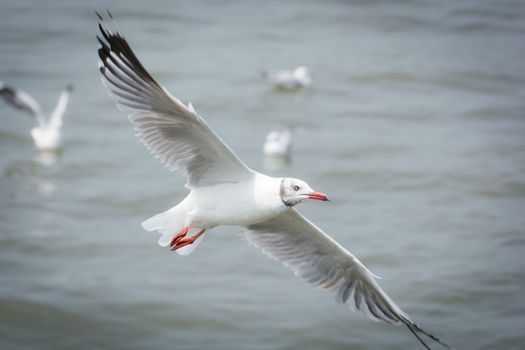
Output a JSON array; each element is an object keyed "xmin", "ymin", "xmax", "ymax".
[{"xmin": 292, "ymin": 185, "xmax": 300, "ymax": 191}]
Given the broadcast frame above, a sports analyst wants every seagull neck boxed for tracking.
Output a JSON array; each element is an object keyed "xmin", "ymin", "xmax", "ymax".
[{"xmin": 279, "ymin": 178, "xmax": 292, "ymax": 207}]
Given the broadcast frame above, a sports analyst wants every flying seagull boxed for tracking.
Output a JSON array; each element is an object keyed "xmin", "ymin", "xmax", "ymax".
[
  {"xmin": 263, "ymin": 66, "xmax": 312, "ymax": 90},
  {"xmin": 96, "ymin": 12, "xmax": 452, "ymax": 350},
  {"xmin": 0, "ymin": 82, "xmax": 73, "ymax": 150}
]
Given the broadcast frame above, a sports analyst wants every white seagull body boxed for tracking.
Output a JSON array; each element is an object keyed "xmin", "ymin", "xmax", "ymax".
[
  {"xmin": 0, "ymin": 82, "xmax": 73, "ymax": 150},
  {"xmin": 96, "ymin": 12, "xmax": 451, "ymax": 350},
  {"xmin": 263, "ymin": 66, "xmax": 312, "ymax": 90},
  {"xmin": 263, "ymin": 128, "xmax": 292, "ymax": 158}
]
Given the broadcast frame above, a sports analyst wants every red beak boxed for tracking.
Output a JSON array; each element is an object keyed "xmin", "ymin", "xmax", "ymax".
[{"xmin": 307, "ymin": 191, "xmax": 330, "ymax": 201}]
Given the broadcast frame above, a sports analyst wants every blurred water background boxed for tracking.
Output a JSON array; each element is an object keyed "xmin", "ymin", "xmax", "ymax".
[{"xmin": 1, "ymin": 0, "xmax": 524, "ymax": 349}]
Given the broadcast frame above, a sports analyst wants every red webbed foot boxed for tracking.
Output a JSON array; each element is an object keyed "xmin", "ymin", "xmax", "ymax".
[{"xmin": 170, "ymin": 229, "xmax": 206, "ymax": 251}]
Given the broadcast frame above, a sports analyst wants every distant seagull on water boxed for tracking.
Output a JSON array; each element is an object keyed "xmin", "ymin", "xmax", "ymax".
[
  {"xmin": 263, "ymin": 128, "xmax": 292, "ymax": 158},
  {"xmin": 263, "ymin": 66, "xmax": 312, "ymax": 90},
  {"xmin": 96, "ymin": 12, "xmax": 452, "ymax": 350},
  {"xmin": 0, "ymin": 82, "xmax": 73, "ymax": 151}
]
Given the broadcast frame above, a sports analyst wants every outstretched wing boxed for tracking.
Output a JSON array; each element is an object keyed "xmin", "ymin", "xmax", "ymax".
[
  {"xmin": 243, "ymin": 209, "xmax": 452, "ymax": 350},
  {"xmin": 96, "ymin": 13, "xmax": 253, "ymax": 188},
  {"xmin": 0, "ymin": 82, "xmax": 44, "ymax": 124},
  {"xmin": 48, "ymin": 83, "xmax": 73, "ymax": 130}
]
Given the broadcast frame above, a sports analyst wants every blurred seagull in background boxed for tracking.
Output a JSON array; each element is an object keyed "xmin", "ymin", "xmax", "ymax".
[
  {"xmin": 263, "ymin": 128, "xmax": 292, "ymax": 158},
  {"xmin": 96, "ymin": 12, "xmax": 452, "ymax": 350},
  {"xmin": 263, "ymin": 66, "xmax": 312, "ymax": 90},
  {"xmin": 0, "ymin": 82, "xmax": 73, "ymax": 151}
]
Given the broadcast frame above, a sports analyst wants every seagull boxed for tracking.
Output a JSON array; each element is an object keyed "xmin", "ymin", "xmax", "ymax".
[
  {"xmin": 0, "ymin": 82, "xmax": 73, "ymax": 151},
  {"xmin": 96, "ymin": 12, "xmax": 452, "ymax": 350},
  {"xmin": 263, "ymin": 66, "xmax": 312, "ymax": 90},
  {"xmin": 263, "ymin": 128, "xmax": 292, "ymax": 158}
]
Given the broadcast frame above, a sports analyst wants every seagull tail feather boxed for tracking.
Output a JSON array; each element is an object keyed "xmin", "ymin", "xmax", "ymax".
[{"xmin": 142, "ymin": 206, "xmax": 187, "ymax": 247}]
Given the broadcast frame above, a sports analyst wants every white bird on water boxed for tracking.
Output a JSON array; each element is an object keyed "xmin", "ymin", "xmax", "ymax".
[
  {"xmin": 96, "ymin": 12, "xmax": 452, "ymax": 350},
  {"xmin": 0, "ymin": 82, "xmax": 73, "ymax": 151},
  {"xmin": 263, "ymin": 128, "xmax": 292, "ymax": 158},
  {"xmin": 263, "ymin": 66, "xmax": 312, "ymax": 90}
]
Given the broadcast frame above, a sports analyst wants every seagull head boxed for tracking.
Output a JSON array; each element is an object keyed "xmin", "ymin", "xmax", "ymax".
[{"xmin": 280, "ymin": 178, "xmax": 329, "ymax": 207}]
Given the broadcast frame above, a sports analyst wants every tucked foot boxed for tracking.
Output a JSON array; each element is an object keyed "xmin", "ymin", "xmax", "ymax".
[
  {"xmin": 169, "ymin": 227, "xmax": 189, "ymax": 248},
  {"xmin": 171, "ymin": 229, "xmax": 206, "ymax": 251}
]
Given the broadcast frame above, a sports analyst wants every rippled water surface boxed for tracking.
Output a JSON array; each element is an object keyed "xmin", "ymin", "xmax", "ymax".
[{"xmin": 1, "ymin": 1, "xmax": 525, "ymax": 349}]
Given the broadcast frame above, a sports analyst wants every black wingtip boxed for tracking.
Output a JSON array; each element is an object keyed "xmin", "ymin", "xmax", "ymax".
[
  {"xmin": 97, "ymin": 21, "xmax": 115, "ymax": 47},
  {"xmin": 405, "ymin": 322, "xmax": 432, "ymax": 350},
  {"xmin": 401, "ymin": 318, "xmax": 455, "ymax": 350},
  {"xmin": 94, "ymin": 10, "xmax": 103, "ymax": 21},
  {"xmin": 0, "ymin": 84, "xmax": 16, "ymax": 96},
  {"xmin": 412, "ymin": 322, "xmax": 454, "ymax": 349}
]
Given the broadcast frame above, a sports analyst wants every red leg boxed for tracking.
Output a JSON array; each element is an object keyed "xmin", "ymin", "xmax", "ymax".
[
  {"xmin": 171, "ymin": 229, "xmax": 206, "ymax": 251},
  {"xmin": 169, "ymin": 227, "xmax": 189, "ymax": 248}
]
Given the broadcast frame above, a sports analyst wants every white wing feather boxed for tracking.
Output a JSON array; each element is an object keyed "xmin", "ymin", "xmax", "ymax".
[
  {"xmin": 96, "ymin": 19, "xmax": 253, "ymax": 188},
  {"xmin": 244, "ymin": 208, "xmax": 408, "ymax": 324},
  {"xmin": 0, "ymin": 83, "xmax": 44, "ymax": 125},
  {"xmin": 48, "ymin": 84, "xmax": 73, "ymax": 129},
  {"xmin": 243, "ymin": 209, "xmax": 453, "ymax": 349}
]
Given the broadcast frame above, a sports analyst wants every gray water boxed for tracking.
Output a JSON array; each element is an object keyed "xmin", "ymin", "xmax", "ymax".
[{"xmin": 1, "ymin": 0, "xmax": 525, "ymax": 349}]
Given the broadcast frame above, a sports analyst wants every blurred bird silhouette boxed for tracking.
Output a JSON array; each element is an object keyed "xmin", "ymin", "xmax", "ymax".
[
  {"xmin": 0, "ymin": 82, "xmax": 73, "ymax": 151},
  {"xmin": 263, "ymin": 128, "xmax": 292, "ymax": 158},
  {"xmin": 262, "ymin": 66, "xmax": 312, "ymax": 90}
]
